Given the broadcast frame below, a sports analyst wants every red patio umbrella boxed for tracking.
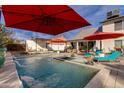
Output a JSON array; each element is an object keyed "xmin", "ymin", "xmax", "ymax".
[
  {"xmin": 84, "ymin": 32, "xmax": 124, "ymax": 50},
  {"xmin": 49, "ymin": 38, "xmax": 67, "ymax": 51},
  {"xmin": 2, "ymin": 5, "xmax": 90, "ymax": 35},
  {"xmin": 84, "ymin": 32, "xmax": 124, "ymax": 40},
  {"xmin": 49, "ymin": 38, "xmax": 67, "ymax": 43}
]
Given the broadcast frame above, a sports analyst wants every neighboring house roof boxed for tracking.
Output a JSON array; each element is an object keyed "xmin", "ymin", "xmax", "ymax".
[
  {"xmin": 52, "ymin": 35, "xmax": 67, "ymax": 41},
  {"xmin": 32, "ymin": 38, "xmax": 50, "ymax": 41},
  {"xmin": 71, "ymin": 27, "xmax": 99, "ymax": 41}
]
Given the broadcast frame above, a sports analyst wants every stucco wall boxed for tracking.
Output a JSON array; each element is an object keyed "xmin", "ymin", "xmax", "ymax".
[
  {"xmin": 48, "ymin": 43, "xmax": 66, "ymax": 51},
  {"xmin": 96, "ymin": 17, "xmax": 124, "ymax": 53},
  {"xmin": 26, "ymin": 40, "xmax": 48, "ymax": 52}
]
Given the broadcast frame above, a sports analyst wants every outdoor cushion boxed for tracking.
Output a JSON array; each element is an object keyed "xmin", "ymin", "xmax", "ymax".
[
  {"xmin": 95, "ymin": 51, "xmax": 122, "ymax": 61},
  {"xmin": 84, "ymin": 53, "xmax": 92, "ymax": 57},
  {"xmin": 95, "ymin": 50, "xmax": 103, "ymax": 55}
]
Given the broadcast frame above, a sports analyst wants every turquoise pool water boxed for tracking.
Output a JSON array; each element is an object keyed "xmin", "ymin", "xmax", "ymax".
[{"xmin": 14, "ymin": 56, "xmax": 98, "ymax": 88}]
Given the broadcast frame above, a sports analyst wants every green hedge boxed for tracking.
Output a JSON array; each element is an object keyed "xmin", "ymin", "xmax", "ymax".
[
  {"xmin": 0, "ymin": 56, "xmax": 5, "ymax": 68},
  {"xmin": 0, "ymin": 48, "xmax": 6, "ymax": 68}
]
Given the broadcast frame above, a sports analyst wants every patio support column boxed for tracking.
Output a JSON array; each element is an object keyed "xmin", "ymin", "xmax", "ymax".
[
  {"xmin": 76, "ymin": 41, "xmax": 79, "ymax": 53},
  {"xmin": 87, "ymin": 41, "xmax": 88, "ymax": 53}
]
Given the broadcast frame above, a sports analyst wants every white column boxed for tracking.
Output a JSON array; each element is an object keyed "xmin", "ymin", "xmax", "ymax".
[
  {"xmin": 87, "ymin": 41, "xmax": 88, "ymax": 53},
  {"xmin": 76, "ymin": 41, "xmax": 79, "ymax": 53}
]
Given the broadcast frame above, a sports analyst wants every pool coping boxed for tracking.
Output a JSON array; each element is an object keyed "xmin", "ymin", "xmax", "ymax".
[
  {"xmin": 85, "ymin": 68, "xmax": 110, "ymax": 88},
  {"xmin": 0, "ymin": 52, "xmax": 23, "ymax": 88}
]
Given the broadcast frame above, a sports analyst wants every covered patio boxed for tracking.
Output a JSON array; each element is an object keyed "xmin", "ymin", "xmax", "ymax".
[{"xmin": 69, "ymin": 27, "xmax": 98, "ymax": 53}]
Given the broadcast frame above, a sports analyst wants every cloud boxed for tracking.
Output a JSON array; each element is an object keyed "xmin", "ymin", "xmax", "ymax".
[{"xmin": 12, "ymin": 28, "xmax": 54, "ymax": 40}]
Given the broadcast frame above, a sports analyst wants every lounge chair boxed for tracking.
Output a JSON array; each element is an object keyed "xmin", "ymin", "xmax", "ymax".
[
  {"xmin": 83, "ymin": 50, "xmax": 103, "ymax": 57},
  {"xmin": 94, "ymin": 51, "xmax": 122, "ymax": 62},
  {"xmin": 95, "ymin": 50, "xmax": 103, "ymax": 55},
  {"xmin": 84, "ymin": 53, "xmax": 92, "ymax": 57}
]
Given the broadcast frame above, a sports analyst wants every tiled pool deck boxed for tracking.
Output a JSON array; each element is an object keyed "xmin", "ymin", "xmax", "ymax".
[
  {"xmin": 0, "ymin": 52, "xmax": 22, "ymax": 88},
  {"xmin": 0, "ymin": 52, "xmax": 124, "ymax": 88},
  {"xmin": 101, "ymin": 62, "xmax": 124, "ymax": 88}
]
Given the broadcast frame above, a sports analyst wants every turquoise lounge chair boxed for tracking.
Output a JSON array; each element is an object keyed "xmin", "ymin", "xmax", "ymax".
[
  {"xmin": 95, "ymin": 50, "xmax": 103, "ymax": 55},
  {"xmin": 94, "ymin": 51, "xmax": 122, "ymax": 62},
  {"xmin": 84, "ymin": 53, "xmax": 92, "ymax": 57},
  {"xmin": 84, "ymin": 50, "xmax": 103, "ymax": 57}
]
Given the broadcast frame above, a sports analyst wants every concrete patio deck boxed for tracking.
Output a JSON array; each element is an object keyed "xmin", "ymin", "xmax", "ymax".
[
  {"xmin": 102, "ymin": 62, "xmax": 124, "ymax": 88},
  {"xmin": 0, "ymin": 52, "xmax": 22, "ymax": 88}
]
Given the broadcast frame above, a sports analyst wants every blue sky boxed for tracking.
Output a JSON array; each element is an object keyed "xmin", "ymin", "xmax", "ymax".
[{"xmin": 1, "ymin": 5, "xmax": 124, "ymax": 40}]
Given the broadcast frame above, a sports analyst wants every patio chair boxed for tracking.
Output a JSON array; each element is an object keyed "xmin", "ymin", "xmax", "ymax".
[
  {"xmin": 84, "ymin": 53, "xmax": 92, "ymax": 57},
  {"xmin": 95, "ymin": 50, "xmax": 103, "ymax": 55},
  {"xmin": 84, "ymin": 55, "xmax": 94, "ymax": 65},
  {"xmin": 83, "ymin": 50, "xmax": 103, "ymax": 57},
  {"xmin": 94, "ymin": 51, "xmax": 122, "ymax": 62}
]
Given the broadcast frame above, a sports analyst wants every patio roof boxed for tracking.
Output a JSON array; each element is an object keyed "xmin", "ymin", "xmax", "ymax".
[{"xmin": 70, "ymin": 27, "xmax": 100, "ymax": 41}]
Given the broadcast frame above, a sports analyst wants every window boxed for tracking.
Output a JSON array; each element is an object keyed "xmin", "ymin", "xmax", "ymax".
[
  {"xmin": 114, "ymin": 20, "xmax": 122, "ymax": 31},
  {"xmin": 115, "ymin": 40, "xmax": 122, "ymax": 48}
]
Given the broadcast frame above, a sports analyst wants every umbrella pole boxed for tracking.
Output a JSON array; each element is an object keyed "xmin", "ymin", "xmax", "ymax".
[{"xmin": 100, "ymin": 40, "xmax": 102, "ymax": 50}]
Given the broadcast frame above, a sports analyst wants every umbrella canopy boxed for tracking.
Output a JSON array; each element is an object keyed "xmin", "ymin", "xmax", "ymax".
[
  {"xmin": 48, "ymin": 38, "xmax": 67, "ymax": 52},
  {"xmin": 2, "ymin": 5, "xmax": 90, "ymax": 35},
  {"xmin": 49, "ymin": 38, "xmax": 67, "ymax": 43},
  {"xmin": 84, "ymin": 32, "xmax": 124, "ymax": 50},
  {"xmin": 84, "ymin": 32, "xmax": 124, "ymax": 40}
]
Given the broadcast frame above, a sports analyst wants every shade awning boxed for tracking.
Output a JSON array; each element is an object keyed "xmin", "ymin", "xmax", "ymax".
[
  {"xmin": 84, "ymin": 32, "xmax": 124, "ymax": 40},
  {"xmin": 2, "ymin": 5, "xmax": 90, "ymax": 35}
]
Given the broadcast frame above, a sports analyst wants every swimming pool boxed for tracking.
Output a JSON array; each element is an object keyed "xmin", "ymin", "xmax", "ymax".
[{"xmin": 14, "ymin": 56, "xmax": 98, "ymax": 88}]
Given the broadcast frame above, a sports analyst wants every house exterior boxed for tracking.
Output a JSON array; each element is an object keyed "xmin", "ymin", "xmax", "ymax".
[
  {"xmin": 99, "ymin": 10, "xmax": 124, "ymax": 53},
  {"xmin": 26, "ymin": 38, "xmax": 49, "ymax": 52},
  {"xmin": 70, "ymin": 27, "xmax": 98, "ymax": 53}
]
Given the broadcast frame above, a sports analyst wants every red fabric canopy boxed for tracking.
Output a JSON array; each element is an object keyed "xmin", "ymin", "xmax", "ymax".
[
  {"xmin": 49, "ymin": 38, "xmax": 66, "ymax": 43},
  {"xmin": 84, "ymin": 32, "xmax": 124, "ymax": 40},
  {"xmin": 2, "ymin": 5, "xmax": 90, "ymax": 35}
]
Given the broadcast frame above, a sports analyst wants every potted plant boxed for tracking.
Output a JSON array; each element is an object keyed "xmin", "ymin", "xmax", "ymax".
[{"xmin": 0, "ymin": 24, "xmax": 14, "ymax": 67}]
